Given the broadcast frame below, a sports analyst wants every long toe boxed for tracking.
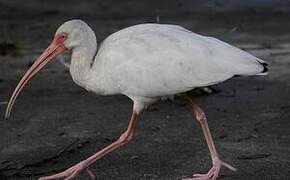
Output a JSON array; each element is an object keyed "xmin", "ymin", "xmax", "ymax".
[
  {"xmin": 183, "ymin": 174, "xmax": 212, "ymax": 180},
  {"xmin": 39, "ymin": 161, "xmax": 95, "ymax": 180},
  {"xmin": 39, "ymin": 165, "xmax": 78, "ymax": 180},
  {"xmin": 183, "ymin": 159, "xmax": 236, "ymax": 180}
]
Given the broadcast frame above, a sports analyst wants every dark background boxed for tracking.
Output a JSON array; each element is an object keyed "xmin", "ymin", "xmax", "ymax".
[{"xmin": 0, "ymin": 0, "xmax": 290, "ymax": 179}]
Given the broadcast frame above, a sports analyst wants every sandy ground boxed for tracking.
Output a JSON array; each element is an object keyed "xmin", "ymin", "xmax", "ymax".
[{"xmin": 0, "ymin": 1, "xmax": 290, "ymax": 180}]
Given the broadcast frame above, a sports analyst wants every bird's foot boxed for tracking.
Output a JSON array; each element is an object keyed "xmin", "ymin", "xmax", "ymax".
[
  {"xmin": 38, "ymin": 160, "xmax": 95, "ymax": 180},
  {"xmin": 183, "ymin": 159, "xmax": 236, "ymax": 180}
]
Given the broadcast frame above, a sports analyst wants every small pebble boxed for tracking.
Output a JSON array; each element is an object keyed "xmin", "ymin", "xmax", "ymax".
[{"xmin": 131, "ymin": 155, "xmax": 139, "ymax": 160}]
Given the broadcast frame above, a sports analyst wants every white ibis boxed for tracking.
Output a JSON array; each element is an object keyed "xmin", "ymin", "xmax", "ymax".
[{"xmin": 5, "ymin": 20, "xmax": 268, "ymax": 180}]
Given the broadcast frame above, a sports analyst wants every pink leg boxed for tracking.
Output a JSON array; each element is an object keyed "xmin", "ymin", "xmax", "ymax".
[
  {"xmin": 183, "ymin": 96, "xmax": 236, "ymax": 180},
  {"xmin": 39, "ymin": 111, "xmax": 138, "ymax": 180}
]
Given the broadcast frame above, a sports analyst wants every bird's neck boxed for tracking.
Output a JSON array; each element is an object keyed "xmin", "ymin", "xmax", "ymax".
[{"xmin": 69, "ymin": 40, "xmax": 97, "ymax": 90}]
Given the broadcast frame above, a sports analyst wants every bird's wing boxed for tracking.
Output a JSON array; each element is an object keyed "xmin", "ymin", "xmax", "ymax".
[{"xmin": 96, "ymin": 24, "xmax": 265, "ymax": 97}]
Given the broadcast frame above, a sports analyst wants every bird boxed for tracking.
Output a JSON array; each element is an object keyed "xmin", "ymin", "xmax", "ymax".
[{"xmin": 5, "ymin": 19, "xmax": 268, "ymax": 180}]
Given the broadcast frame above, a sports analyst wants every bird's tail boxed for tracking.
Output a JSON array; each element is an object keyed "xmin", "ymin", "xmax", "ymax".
[
  {"xmin": 255, "ymin": 58, "xmax": 268, "ymax": 75},
  {"xmin": 234, "ymin": 57, "xmax": 269, "ymax": 76}
]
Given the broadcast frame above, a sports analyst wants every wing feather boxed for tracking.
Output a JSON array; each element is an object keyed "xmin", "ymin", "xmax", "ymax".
[{"xmin": 96, "ymin": 24, "xmax": 265, "ymax": 97}]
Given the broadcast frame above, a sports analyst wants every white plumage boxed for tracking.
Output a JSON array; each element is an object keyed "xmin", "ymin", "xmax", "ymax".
[
  {"xmin": 5, "ymin": 20, "xmax": 268, "ymax": 180},
  {"xmin": 62, "ymin": 21, "xmax": 266, "ymax": 112}
]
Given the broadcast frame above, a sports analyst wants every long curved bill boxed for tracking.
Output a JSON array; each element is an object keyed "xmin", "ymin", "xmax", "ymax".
[{"xmin": 5, "ymin": 39, "xmax": 66, "ymax": 120}]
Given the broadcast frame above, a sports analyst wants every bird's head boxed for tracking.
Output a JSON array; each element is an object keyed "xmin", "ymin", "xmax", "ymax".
[
  {"xmin": 5, "ymin": 19, "xmax": 94, "ymax": 120},
  {"xmin": 55, "ymin": 20, "xmax": 96, "ymax": 50}
]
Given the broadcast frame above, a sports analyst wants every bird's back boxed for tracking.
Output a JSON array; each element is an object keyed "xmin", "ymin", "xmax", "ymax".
[{"xmin": 92, "ymin": 24, "xmax": 266, "ymax": 97}]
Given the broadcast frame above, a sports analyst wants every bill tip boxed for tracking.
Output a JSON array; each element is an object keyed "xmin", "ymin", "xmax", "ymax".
[{"xmin": 4, "ymin": 112, "xmax": 10, "ymax": 120}]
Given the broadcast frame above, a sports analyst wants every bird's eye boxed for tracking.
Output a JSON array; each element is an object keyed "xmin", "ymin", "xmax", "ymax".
[{"xmin": 60, "ymin": 33, "xmax": 68, "ymax": 40}]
